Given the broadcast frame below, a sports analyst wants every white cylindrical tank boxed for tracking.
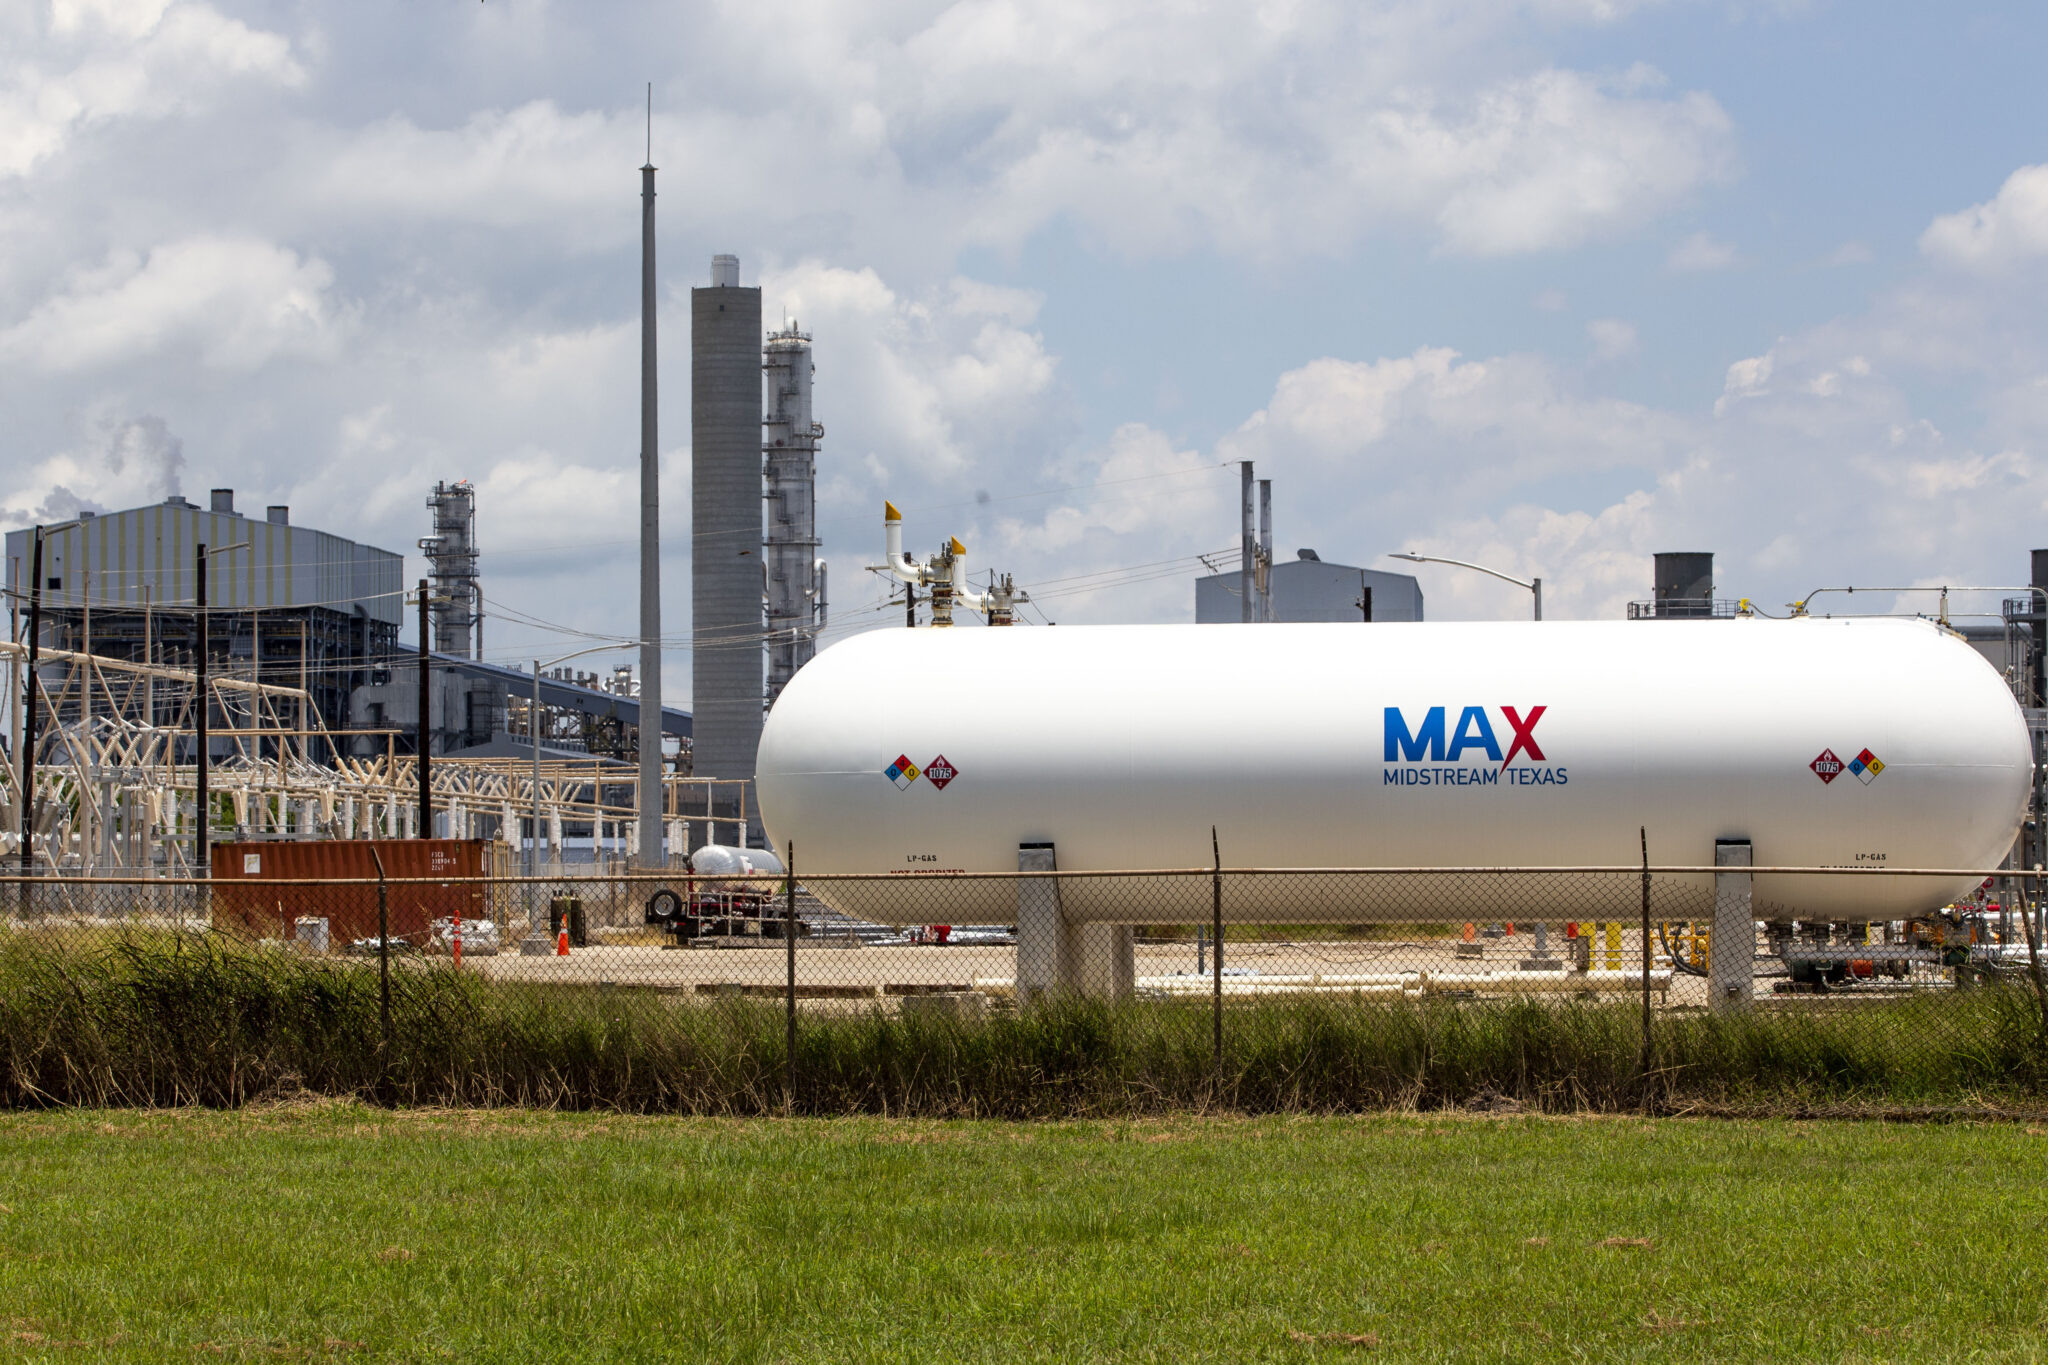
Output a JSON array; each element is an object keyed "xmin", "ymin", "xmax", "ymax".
[
  {"xmin": 689, "ymin": 843, "xmax": 785, "ymax": 888},
  {"xmin": 756, "ymin": 620, "xmax": 2031, "ymax": 924}
]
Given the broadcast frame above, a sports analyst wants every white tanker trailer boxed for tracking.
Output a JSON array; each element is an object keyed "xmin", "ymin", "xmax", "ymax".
[{"xmin": 754, "ymin": 618, "xmax": 2031, "ymax": 926}]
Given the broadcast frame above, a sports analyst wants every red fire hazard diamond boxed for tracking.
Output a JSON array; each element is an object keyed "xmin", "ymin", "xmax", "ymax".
[
  {"xmin": 1810, "ymin": 748, "xmax": 1844, "ymax": 784},
  {"xmin": 924, "ymin": 755, "xmax": 958, "ymax": 790}
]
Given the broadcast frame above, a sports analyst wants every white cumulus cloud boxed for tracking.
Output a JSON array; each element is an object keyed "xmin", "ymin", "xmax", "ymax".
[
  {"xmin": 0, "ymin": 236, "xmax": 341, "ymax": 372},
  {"xmin": 1922, "ymin": 164, "xmax": 2048, "ymax": 270}
]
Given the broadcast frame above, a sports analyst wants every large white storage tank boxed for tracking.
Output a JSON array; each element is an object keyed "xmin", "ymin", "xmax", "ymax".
[{"xmin": 755, "ymin": 619, "xmax": 2031, "ymax": 925}]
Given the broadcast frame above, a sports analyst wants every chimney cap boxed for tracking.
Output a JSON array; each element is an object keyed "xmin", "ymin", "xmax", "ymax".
[
  {"xmin": 266, "ymin": 506, "xmax": 289, "ymax": 526},
  {"xmin": 710, "ymin": 254, "xmax": 740, "ymax": 287},
  {"xmin": 209, "ymin": 488, "xmax": 235, "ymax": 514}
]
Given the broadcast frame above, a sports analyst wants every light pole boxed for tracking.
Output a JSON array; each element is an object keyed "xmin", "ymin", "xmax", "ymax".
[
  {"xmin": 528, "ymin": 644, "xmax": 634, "ymax": 876},
  {"xmin": 1388, "ymin": 552, "xmax": 1542, "ymax": 621}
]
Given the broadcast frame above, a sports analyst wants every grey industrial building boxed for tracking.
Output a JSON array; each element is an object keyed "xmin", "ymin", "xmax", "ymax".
[
  {"xmin": 1196, "ymin": 552, "xmax": 1424, "ymax": 623},
  {"xmin": 4, "ymin": 491, "xmax": 403, "ymax": 751}
]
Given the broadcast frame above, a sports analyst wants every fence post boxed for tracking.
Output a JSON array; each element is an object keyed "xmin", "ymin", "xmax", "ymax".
[
  {"xmin": 2022, "ymin": 867, "xmax": 2048, "ymax": 1056},
  {"xmin": 1211, "ymin": 827, "xmax": 1223, "ymax": 1081},
  {"xmin": 1638, "ymin": 827, "xmax": 1653, "ymax": 1097},
  {"xmin": 785, "ymin": 840, "xmax": 796, "ymax": 1114},
  {"xmin": 370, "ymin": 846, "xmax": 390, "ymax": 1082}
]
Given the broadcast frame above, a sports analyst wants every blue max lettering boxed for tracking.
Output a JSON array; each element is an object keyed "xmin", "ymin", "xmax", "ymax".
[{"xmin": 1382, "ymin": 705, "xmax": 1565, "ymax": 788}]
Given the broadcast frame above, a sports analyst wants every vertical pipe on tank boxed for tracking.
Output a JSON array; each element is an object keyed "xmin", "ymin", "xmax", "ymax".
[
  {"xmin": 1710, "ymin": 840, "xmax": 1754, "ymax": 1014},
  {"xmin": 637, "ymin": 154, "xmax": 664, "ymax": 869}
]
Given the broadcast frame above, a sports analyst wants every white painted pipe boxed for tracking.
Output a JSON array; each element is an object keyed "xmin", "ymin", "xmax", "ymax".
[{"xmin": 883, "ymin": 502, "xmax": 916, "ymax": 585}]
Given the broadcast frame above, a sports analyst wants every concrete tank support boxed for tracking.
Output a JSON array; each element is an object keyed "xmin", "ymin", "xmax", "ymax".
[
  {"xmin": 1015, "ymin": 843, "xmax": 1063, "ymax": 1001},
  {"xmin": 1015, "ymin": 842, "xmax": 1133, "ymax": 1002},
  {"xmin": 1711, "ymin": 840, "xmax": 1754, "ymax": 1014}
]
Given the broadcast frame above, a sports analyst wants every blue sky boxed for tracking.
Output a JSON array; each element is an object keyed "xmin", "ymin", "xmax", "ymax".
[{"xmin": 5, "ymin": 0, "xmax": 2048, "ymax": 684}]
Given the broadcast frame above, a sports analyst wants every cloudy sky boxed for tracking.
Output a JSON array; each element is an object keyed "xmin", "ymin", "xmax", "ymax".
[{"xmin": 5, "ymin": 0, "xmax": 2048, "ymax": 695}]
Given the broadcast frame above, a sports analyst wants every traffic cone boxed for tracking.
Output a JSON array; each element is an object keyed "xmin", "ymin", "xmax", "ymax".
[
  {"xmin": 1461, "ymin": 922, "xmax": 1476, "ymax": 942},
  {"xmin": 556, "ymin": 918, "xmax": 570, "ymax": 956}
]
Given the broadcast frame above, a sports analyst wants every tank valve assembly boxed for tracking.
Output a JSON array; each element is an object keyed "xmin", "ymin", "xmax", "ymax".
[{"xmin": 875, "ymin": 502, "xmax": 1028, "ymax": 626}]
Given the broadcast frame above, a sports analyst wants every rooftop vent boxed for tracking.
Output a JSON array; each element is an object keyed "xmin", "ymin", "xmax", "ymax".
[
  {"xmin": 210, "ymin": 489, "xmax": 235, "ymax": 514},
  {"xmin": 266, "ymin": 505, "xmax": 289, "ymax": 526}
]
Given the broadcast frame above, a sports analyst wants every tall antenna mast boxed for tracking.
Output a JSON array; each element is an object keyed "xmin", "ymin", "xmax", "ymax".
[{"xmin": 636, "ymin": 88, "xmax": 664, "ymax": 869}]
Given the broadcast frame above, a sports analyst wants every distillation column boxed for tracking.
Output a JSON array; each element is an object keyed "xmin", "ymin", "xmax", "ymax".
[
  {"xmin": 763, "ymin": 323, "xmax": 824, "ymax": 707},
  {"xmin": 420, "ymin": 481, "xmax": 480, "ymax": 659}
]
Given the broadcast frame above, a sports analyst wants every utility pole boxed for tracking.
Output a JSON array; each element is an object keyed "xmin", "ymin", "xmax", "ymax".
[
  {"xmin": 417, "ymin": 579, "xmax": 431, "ymax": 838},
  {"xmin": 297, "ymin": 619, "xmax": 308, "ymax": 764},
  {"xmin": 18, "ymin": 530, "xmax": 41, "ymax": 877},
  {"xmin": 194, "ymin": 543, "xmax": 210, "ymax": 876},
  {"xmin": 905, "ymin": 583, "xmax": 917, "ymax": 628}
]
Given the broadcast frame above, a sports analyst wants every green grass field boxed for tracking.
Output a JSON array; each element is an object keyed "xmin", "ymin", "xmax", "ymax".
[{"xmin": 1, "ymin": 1109, "xmax": 2044, "ymax": 1362}]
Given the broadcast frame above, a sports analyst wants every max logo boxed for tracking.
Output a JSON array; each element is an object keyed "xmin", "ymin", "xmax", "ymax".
[{"xmin": 1383, "ymin": 706, "xmax": 1547, "ymax": 766}]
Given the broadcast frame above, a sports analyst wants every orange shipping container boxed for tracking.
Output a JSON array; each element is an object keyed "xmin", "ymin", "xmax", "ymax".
[{"xmin": 210, "ymin": 839, "xmax": 502, "ymax": 945}]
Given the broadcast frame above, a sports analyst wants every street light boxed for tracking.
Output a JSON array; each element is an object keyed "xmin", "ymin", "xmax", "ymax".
[
  {"xmin": 1388, "ymin": 552, "xmax": 1542, "ymax": 621},
  {"xmin": 528, "ymin": 644, "xmax": 634, "ymax": 876}
]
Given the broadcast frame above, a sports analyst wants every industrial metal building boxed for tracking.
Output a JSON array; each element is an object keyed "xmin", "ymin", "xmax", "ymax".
[
  {"xmin": 347, "ymin": 652, "xmax": 689, "ymax": 762},
  {"xmin": 1195, "ymin": 552, "xmax": 1424, "ymax": 623},
  {"xmin": 691, "ymin": 254, "xmax": 764, "ymax": 785},
  {"xmin": 3, "ymin": 491, "xmax": 403, "ymax": 751}
]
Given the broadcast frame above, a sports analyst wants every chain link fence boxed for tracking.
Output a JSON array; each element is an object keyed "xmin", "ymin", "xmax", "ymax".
[{"xmin": 2, "ymin": 859, "xmax": 2044, "ymax": 1114}]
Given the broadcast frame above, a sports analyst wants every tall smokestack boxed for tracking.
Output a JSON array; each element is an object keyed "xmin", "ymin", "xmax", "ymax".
[
  {"xmin": 636, "ymin": 111, "xmax": 664, "ymax": 869},
  {"xmin": 692, "ymin": 259, "xmax": 765, "ymax": 797}
]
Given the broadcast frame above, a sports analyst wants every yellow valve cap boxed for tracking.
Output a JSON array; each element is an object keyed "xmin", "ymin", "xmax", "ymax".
[
  {"xmin": 949, "ymin": 536, "xmax": 967, "ymax": 556},
  {"xmin": 884, "ymin": 500, "xmax": 900, "ymax": 522}
]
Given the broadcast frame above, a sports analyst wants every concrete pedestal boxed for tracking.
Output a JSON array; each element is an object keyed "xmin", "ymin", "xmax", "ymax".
[
  {"xmin": 1710, "ymin": 840, "xmax": 1754, "ymax": 1014},
  {"xmin": 1015, "ymin": 842, "xmax": 1133, "ymax": 1002}
]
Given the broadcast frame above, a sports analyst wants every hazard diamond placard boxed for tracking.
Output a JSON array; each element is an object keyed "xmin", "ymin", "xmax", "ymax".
[{"xmin": 1810, "ymin": 749, "xmax": 1844, "ymax": 784}]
